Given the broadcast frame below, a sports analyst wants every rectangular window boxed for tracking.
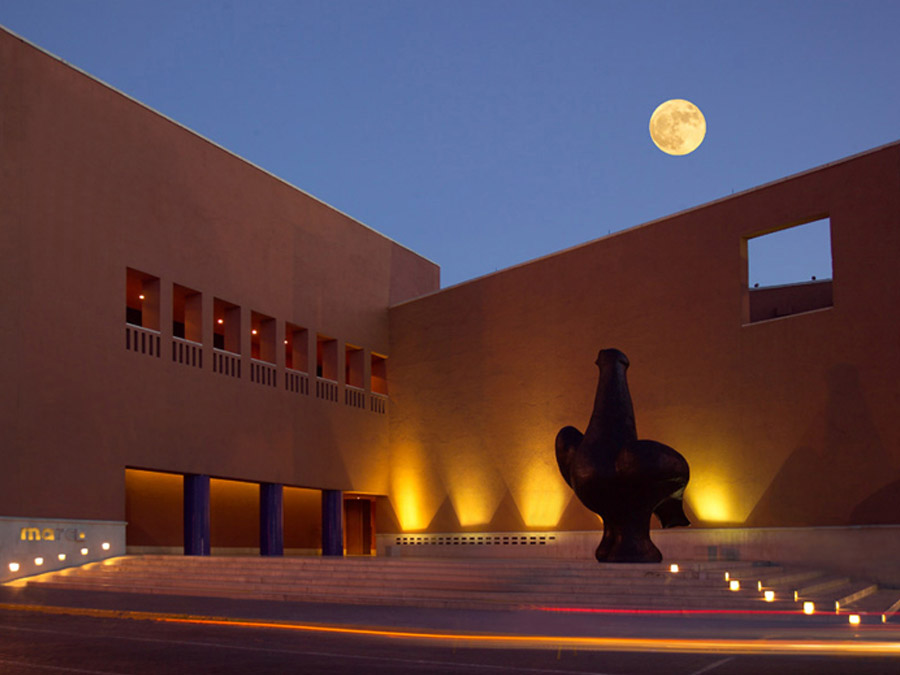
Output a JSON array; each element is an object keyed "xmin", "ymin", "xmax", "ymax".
[
  {"xmin": 172, "ymin": 284, "xmax": 202, "ymax": 342},
  {"xmin": 345, "ymin": 345, "xmax": 364, "ymax": 389},
  {"xmin": 371, "ymin": 354, "xmax": 388, "ymax": 395},
  {"xmin": 213, "ymin": 298, "xmax": 241, "ymax": 353},
  {"xmin": 285, "ymin": 323, "xmax": 309, "ymax": 372},
  {"xmin": 744, "ymin": 217, "xmax": 833, "ymax": 323},
  {"xmin": 126, "ymin": 268, "xmax": 160, "ymax": 330},
  {"xmin": 250, "ymin": 311, "xmax": 276, "ymax": 363},
  {"xmin": 316, "ymin": 334, "xmax": 338, "ymax": 381}
]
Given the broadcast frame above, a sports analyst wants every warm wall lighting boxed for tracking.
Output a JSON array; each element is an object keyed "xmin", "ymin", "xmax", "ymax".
[
  {"xmin": 80, "ymin": 548, "xmax": 89, "ymax": 556},
  {"xmin": 669, "ymin": 564, "xmax": 679, "ymax": 573},
  {"xmin": 724, "ymin": 572, "xmax": 730, "ymax": 581},
  {"xmin": 102, "ymin": 542, "xmax": 110, "ymax": 551},
  {"xmin": 34, "ymin": 557, "xmax": 44, "ymax": 566},
  {"xmin": 849, "ymin": 614, "xmax": 861, "ymax": 625},
  {"xmin": 835, "ymin": 601, "xmax": 840, "ymax": 613},
  {"xmin": 217, "ymin": 319, "xmax": 224, "ymax": 325},
  {"xmin": 764, "ymin": 591, "xmax": 775, "ymax": 602},
  {"xmin": 729, "ymin": 580, "xmax": 740, "ymax": 591},
  {"xmin": 284, "ymin": 339, "xmax": 289, "ymax": 344},
  {"xmin": 138, "ymin": 294, "xmax": 145, "ymax": 300},
  {"xmin": 251, "ymin": 329, "xmax": 258, "ymax": 335},
  {"xmin": 803, "ymin": 602, "xmax": 815, "ymax": 615},
  {"xmin": 757, "ymin": 581, "xmax": 763, "ymax": 591},
  {"xmin": 8, "ymin": 562, "xmax": 19, "ymax": 572},
  {"xmin": 794, "ymin": 590, "xmax": 799, "ymax": 601},
  {"xmin": 58, "ymin": 553, "xmax": 66, "ymax": 561}
]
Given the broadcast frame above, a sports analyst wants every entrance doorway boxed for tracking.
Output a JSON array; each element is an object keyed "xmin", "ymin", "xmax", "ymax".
[{"xmin": 344, "ymin": 496, "xmax": 375, "ymax": 555}]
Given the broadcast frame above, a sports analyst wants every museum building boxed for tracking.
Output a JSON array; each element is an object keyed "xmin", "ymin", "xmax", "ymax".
[{"xmin": 3, "ymin": 26, "xmax": 899, "ymax": 585}]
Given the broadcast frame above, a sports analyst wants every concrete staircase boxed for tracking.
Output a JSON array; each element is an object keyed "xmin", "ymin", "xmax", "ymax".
[{"xmin": 18, "ymin": 555, "xmax": 900, "ymax": 619}]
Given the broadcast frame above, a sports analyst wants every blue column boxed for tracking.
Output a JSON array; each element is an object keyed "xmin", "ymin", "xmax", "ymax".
[
  {"xmin": 183, "ymin": 474, "xmax": 210, "ymax": 556},
  {"xmin": 321, "ymin": 489, "xmax": 343, "ymax": 556},
  {"xmin": 260, "ymin": 482, "xmax": 284, "ymax": 557}
]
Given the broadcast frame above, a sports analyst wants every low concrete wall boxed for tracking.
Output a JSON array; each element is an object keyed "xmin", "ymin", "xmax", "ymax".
[
  {"xmin": 378, "ymin": 525, "xmax": 900, "ymax": 587},
  {"xmin": 1, "ymin": 515, "xmax": 126, "ymax": 583}
]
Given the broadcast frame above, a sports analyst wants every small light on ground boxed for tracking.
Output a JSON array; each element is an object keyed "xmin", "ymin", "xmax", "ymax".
[
  {"xmin": 764, "ymin": 591, "xmax": 775, "ymax": 602},
  {"xmin": 80, "ymin": 548, "xmax": 89, "ymax": 556},
  {"xmin": 849, "ymin": 614, "xmax": 861, "ymax": 625},
  {"xmin": 102, "ymin": 542, "xmax": 110, "ymax": 551},
  {"xmin": 729, "ymin": 580, "xmax": 740, "ymax": 591},
  {"xmin": 34, "ymin": 557, "xmax": 44, "ymax": 566},
  {"xmin": 8, "ymin": 562, "xmax": 19, "ymax": 572},
  {"xmin": 803, "ymin": 602, "xmax": 815, "ymax": 615},
  {"xmin": 669, "ymin": 564, "xmax": 679, "ymax": 573}
]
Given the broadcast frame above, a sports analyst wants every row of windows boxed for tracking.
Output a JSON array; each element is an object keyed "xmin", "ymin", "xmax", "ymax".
[{"xmin": 125, "ymin": 268, "xmax": 387, "ymax": 394}]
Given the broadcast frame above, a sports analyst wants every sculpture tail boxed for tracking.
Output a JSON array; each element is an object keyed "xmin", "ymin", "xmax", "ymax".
[{"xmin": 654, "ymin": 496, "xmax": 690, "ymax": 528}]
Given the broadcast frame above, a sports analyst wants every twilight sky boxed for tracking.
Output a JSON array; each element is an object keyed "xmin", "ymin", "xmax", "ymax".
[{"xmin": 2, "ymin": 1, "xmax": 898, "ymax": 288}]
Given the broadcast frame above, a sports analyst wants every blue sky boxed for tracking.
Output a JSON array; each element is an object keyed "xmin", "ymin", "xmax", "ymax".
[{"xmin": 2, "ymin": 1, "xmax": 898, "ymax": 287}]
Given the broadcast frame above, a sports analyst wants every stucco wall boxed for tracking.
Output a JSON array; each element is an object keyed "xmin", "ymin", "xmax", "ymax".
[{"xmin": 387, "ymin": 142, "xmax": 900, "ymax": 534}]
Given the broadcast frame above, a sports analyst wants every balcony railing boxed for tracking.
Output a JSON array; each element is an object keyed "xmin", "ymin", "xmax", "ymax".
[
  {"xmin": 126, "ymin": 324, "xmax": 161, "ymax": 358},
  {"xmin": 285, "ymin": 370, "xmax": 309, "ymax": 395},
  {"xmin": 369, "ymin": 393, "xmax": 387, "ymax": 414},
  {"xmin": 344, "ymin": 386, "xmax": 366, "ymax": 409},
  {"xmin": 172, "ymin": 336, "xmax": 202, "ymax": 369},
  {"xmin": 315, "ymin": 378, "xmax": 338, "ymax": 402},
  {"xmin": 212, "ymin": 349, "xmax": 241, "ymax": 378},
  {"xmin": 250, "ymin": 359, "xmax": 277, "ymax": 387}
]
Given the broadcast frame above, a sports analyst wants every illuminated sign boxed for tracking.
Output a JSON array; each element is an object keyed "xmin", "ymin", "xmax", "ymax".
[{"xmin": 19, "ymin": 527, "xmax": 86, "ymax": 542}]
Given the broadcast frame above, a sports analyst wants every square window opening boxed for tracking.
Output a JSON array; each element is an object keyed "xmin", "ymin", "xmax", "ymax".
[{"xmin": 744, "ymin": 217, "xmax": 833, "ymax": 324}]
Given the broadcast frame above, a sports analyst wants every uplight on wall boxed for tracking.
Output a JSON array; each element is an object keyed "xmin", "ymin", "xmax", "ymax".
[
  {"xmin": 8, "ymin": 562, "xmax": 19, "ymax": 572},
  {"xmin": 757, "ymin": 581, "xmax": 763, "ymax": 591},
  {"xmin": 724, "ymin": 572, "xmax": 730, "ymax": 581}
]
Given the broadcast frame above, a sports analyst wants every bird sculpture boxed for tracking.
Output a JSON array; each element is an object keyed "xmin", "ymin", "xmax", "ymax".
[{"xmin": 555, "ymin": 348, "xmax": 690, "ymax": 563}]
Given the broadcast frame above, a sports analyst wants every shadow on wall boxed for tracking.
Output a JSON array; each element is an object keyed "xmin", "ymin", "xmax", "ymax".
[{"xmin": 745, "ymin": 364, "xmax": 894, "ymax": 527}]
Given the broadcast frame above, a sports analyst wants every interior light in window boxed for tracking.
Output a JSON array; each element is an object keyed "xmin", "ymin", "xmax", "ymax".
[
  {"xmin": 80, "ymin": 548, "xmax": 89, "ymax": 556},
  {"xmin": 8, "ymin": 562, "xmax": 19, "ymax": 572},
  {"xmin": 803, "ymin": 602, "xmax": 815, "ymax": 615},
  {"xmin": 34, "ymin": 557, "xmax": 44, "ymax": 566},
  {"xmin": 58, "ymin": 553, "xmax": 67, "ymax": 561},
  {"xmin": 102, "ymin": 542, "xmax": 110, "ymax": 551},
  {"xmin": 764, "ymin": 591, "xmax": 775, "ymax": 602}
]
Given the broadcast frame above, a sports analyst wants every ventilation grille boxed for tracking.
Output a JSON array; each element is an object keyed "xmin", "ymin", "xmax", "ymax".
[{"xmin": 394, "ymin": 534, "xmax": 557, "ymax": 547}]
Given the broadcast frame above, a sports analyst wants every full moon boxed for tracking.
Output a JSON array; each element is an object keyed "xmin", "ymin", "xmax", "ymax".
[{"xmin": 649, "ymin": 99, "xmax": 706, "ymax": 156}]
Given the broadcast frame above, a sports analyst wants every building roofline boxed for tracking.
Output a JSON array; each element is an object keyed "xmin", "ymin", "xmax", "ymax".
[
  {"xmin": 390, "ymin": 137, "xmax": 900, "ymax": 308},
  {"xmin": 0, "ymin": 24, "xmax": 438, "ymax": 268}
]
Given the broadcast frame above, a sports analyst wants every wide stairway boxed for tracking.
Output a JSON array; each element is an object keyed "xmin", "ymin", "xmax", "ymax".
[{"xmin": 19, "ymin": 556, "xmax": 900, "ymax": 619}]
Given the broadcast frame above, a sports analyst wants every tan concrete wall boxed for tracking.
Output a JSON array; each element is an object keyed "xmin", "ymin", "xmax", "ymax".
[
  {"xmin": 0, "ymin": 29, "xmax": 438, "ymax": 523},
  {"xmin": 387, "ymin": 142, "xmax": 900, "ymax": 534}
]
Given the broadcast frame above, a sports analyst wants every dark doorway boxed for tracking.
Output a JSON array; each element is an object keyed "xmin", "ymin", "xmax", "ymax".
[{"xmin": 344, "ymin": 497, "xmax": 375, "ymax": 555}]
